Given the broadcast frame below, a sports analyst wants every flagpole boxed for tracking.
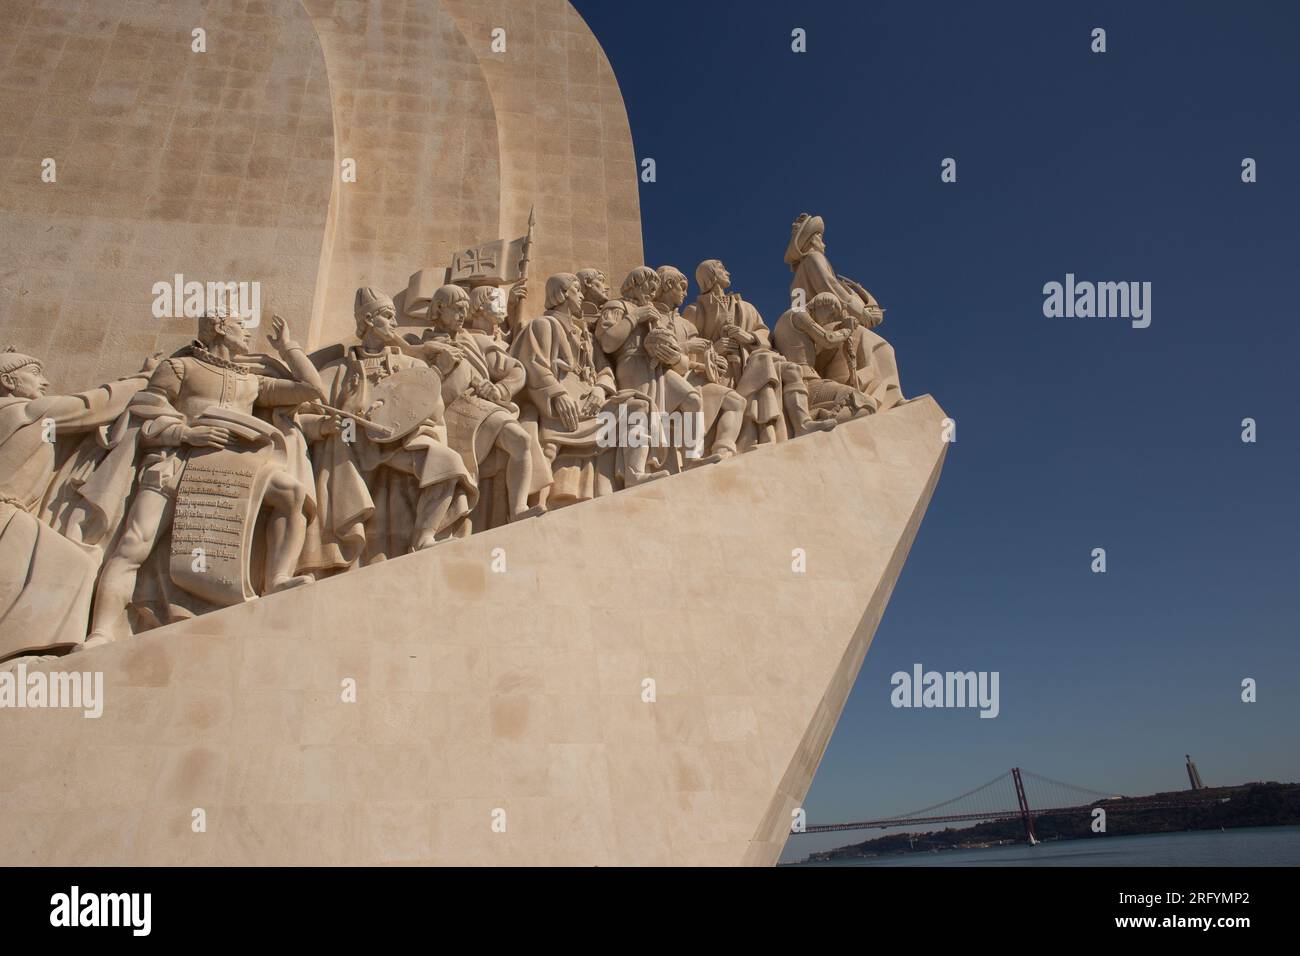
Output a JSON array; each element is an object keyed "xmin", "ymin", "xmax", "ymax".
[{"xmin": 519, "ymin": 204, "xmax": 535, "ymax": 282}]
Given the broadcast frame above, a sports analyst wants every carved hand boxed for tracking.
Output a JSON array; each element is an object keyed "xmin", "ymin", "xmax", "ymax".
[
  {"xmin": 475, "ymin": 379, "xmax": 505, "ymax": 403},
  {"xmin": 428, "ymin": 341, "xmax": 465, "ymax": 364},
  {"xmin": 722, "ymin": 322, "xmax": 745, "ymax": 342},
  {"xmin": 509, "ymin": 280, "xmax": 528, "ymax": 305},
  {"xmin": 553, "ymin": 394, "xmax": 581, "ymax": 431},
  {"xmin": 183, "ymin": 425, "xmax": 232, "ymax": 449},
  {"xmin": 268, "ymin": 314, "xmax": 297, "ymax": 354},
  {"xmin": 580, "ymin": 391, "xmax": 605, "ymax": 417},
  {"xmin": 137, "ymin": 351, "xmax": 165, "ymax": 375}
]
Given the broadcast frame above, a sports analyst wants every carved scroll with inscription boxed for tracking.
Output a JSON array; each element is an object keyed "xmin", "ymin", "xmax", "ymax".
[{"xmin": 168, "ymin": 409, "xmax": 282, "ymax": 607}]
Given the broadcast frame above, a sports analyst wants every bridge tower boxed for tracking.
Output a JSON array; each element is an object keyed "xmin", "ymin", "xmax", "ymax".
[
  {"xmin": 1011, "ymin": 767, "xmax": 1038, "ymax": 845},
  {"xmin": 1185, "ymin": 754, "xmax": 1205, "ymax": 790}
]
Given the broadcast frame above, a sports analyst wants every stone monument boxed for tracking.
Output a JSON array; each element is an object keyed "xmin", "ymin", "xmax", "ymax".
[{"xmin": 0, "ymin": 0, "xmax": 948, "ymax": 867}]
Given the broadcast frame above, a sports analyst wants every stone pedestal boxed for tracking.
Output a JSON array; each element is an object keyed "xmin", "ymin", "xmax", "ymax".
[{"xmin": 0, "ymin": 396, "xmax": 947, "ymax": 866}]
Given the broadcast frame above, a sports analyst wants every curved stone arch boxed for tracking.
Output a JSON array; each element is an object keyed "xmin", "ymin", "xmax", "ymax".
[
  {"xmin": 0, "ymin": 0, "xmax": 335, "ymax": 386},
  {"xmin": 0, "ymin": 0, "xmax": 646, "ymax": 375},
  {"xmin": 439, "ymin": 0, "xmax": 645, "ymax": 292},
  {"xmin": 298, "ymin": 0, "xmax": 504, "ymax": 346}
]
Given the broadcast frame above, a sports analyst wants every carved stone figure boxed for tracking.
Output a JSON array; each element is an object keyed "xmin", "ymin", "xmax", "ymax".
[
  {"xmin": 466, "ymin": 286, "xmax": 508, "ymax": 343},
  {"xmin": 682, "ymin": 258, "xmax": 798, "ymax": 448},
  {"xmin": 784, "ymin": 213, "xmax": 904, "ymax": 411},
  {"xmin": 653, "ymin": 266, "xmax": 744, "ymax": 463},
  {"xmin": 0, "ymin": 206, "xmax": 917, "ymax": 655},
  {"xmin": 598, "ymin": 267, "xmax": 723, "ymax": 467},
  {"xmin": 298, "ymin": 288, "xmax": 477, "ymax": 574},
  {"xmin": 0, "ymin": 349, "xmax": 154, "ymax": 660},
  {"xmin": 86, "ymin": 315, "xmax": 322, "ymax": 645},
  {"xmin": 511, "ymin": 273, "xmax": 666, "ymax": 506},
  {"xmin": 774, "ymin": 293, "xmax": 877, "ymax": 423},
  {"xmin": 403, "ymin": 284, "xmax": 549, "ymax": 528},
  {"xmin": 577, "ymin": 268, "xmax": 611, "ymax": 330},
  {"xmin": 465, "ymin": 280, "xmax": 528, "ymax": 344}
]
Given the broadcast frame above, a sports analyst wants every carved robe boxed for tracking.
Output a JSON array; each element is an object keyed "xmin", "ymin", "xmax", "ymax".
[
  {"xmin": 0, "ymin": 376, "xmax": 147, "ymax": 660},
  {"xmin": 657, "ymin": 304, "xmax": 743, "ymax": 460},
  {"xmin": 597, "ymin": 299, "xmax": 698, "ymax": 418},
  {"xmin": 300, "ymin": 345, "xmax": 475, "ymax": 572},
  {"xmin": 511, "ymin": 308, "xmax": 629, "ymax": 506},
  {"xmin": 411, "ymin": 327, "xmax": 550, "ymax": 528},
  {"xmin": 773, "ymin": 308, "xmax": 872, "ymax": 415},
  {"xmin": 682, "ymin": 290, "xmax": 788, "ymax": 444},
  {"xmin": 789, "ymin": 248, "xmax": 904, "ymax": 410}
]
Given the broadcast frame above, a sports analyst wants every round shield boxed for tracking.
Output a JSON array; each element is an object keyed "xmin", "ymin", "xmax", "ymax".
[{"xmin": 364, "ymin": 364, "xmax": 444, "ymax": 440}]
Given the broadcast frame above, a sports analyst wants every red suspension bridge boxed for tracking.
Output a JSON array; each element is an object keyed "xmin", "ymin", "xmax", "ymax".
[{"xmin": 794, "ymin": 767, "xmax": 1222, "ymax": 843}]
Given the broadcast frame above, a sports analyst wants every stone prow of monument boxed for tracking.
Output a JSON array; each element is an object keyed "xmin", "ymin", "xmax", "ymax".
[{"xmin": 0, "ymin": 396, "xmax": 947, "ymax": 866}]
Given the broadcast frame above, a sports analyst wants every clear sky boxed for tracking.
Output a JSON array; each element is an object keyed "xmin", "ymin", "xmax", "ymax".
[{"xmin": 572, "ymin": 0, "xmax": 1300, "ymax": 860}]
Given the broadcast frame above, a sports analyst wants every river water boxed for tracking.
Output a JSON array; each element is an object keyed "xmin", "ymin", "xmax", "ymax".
[{"xmin": 792, "ymin": 826, "xmax": 1300, "ymax": 866}]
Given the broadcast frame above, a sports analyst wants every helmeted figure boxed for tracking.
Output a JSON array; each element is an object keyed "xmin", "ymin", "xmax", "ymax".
[
  {"xmin": 403, "ymin": 284, "xmax": 549, "ymax": 529},
  {"xmin": 784, "ymin": 213, "xmax": 904, "ymax": 411},
  {"xmin": 511, "ymin": 272, "xmax": 666, "ymax": 507},
  {"xmin": 0, "ymin": 349, "xmax": 154, "ymax": 660},
  {"xmin": 298, "ymin": 288, "xmax": 476, "ymax": 574}
]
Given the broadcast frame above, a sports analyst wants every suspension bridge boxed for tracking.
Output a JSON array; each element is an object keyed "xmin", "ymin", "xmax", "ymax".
[{"xmin": 794, "ymin": 768, "xmax": 1221, "ymax": 843}]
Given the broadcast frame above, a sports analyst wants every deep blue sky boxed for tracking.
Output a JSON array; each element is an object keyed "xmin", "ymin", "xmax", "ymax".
[{"xmin": 573, "ymin": 0, "xmax": 1300, "ymax": 859}]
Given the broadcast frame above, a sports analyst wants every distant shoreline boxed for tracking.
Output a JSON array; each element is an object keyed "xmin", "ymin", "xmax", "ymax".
[{"xmin": 800, "ymin": 781, "xmax": 1300, "ymax": 864}]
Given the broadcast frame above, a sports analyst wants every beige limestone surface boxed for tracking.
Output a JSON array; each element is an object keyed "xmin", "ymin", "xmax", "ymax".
[
  {"xmin": 0, "ymin": 0, "xmax": 643, "ymax": 385},
  {"xmin": 0, "ymin": 395, "xmax": 948, "ymax": 866}
]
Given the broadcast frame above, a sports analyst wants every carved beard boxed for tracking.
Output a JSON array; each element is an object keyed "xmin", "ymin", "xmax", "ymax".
[{"xmin": 216, "ymin": 323, "xmax": 250, "ymax": 356}]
